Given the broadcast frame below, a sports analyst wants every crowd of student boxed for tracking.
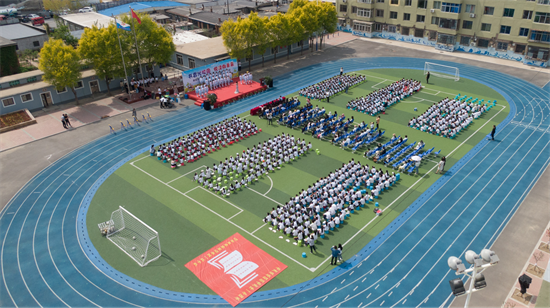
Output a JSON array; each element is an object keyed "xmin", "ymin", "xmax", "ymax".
[
  {"xmin": 299, "ymin": 74, "xmax": 366, "ymax": 100},
  {"xmin": 408, "ymin": 97, "xmax": 485, "ymax": 138},
  {"xmin": 193, "ymin": 133, "xmax": 312, "ymax": 195},
  {"xmin": 346, "ymin": 79, "xmax": 422, "ymax": 115},
  {"xmin": 262, "ymin": 159, "xmax": 396, "ymax": 247},
  {"xmin": 239, "ymin": 72, "xmax": 253, "ymax": 85},
  {"xmin": 198, "ymin": 69, "xmax": 234, "ymax": 90},
  {"xmin": 150, "ymin": 117, "xmax": 259, "ymax": 167}
]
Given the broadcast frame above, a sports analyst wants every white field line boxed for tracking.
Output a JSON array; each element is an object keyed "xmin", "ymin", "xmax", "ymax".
[
  {"xmin": 130, "ymin": 163, "xmax": 313, "ymax": 271},
  {"xmin": 247, "ymin": 186, "xmax": 284, "ymax": 206},
  {"xmin": 166, "ymin": 165, "xmax": 207, "ymax": 184},
  {"xmin": 372, "ymin": 80, "xmax": 389, "ymax": 89},
  {"xmin": 251, "ymin": 224, "xmax": 265, "ymax": 234},
  {"xmin": 197, "ymin": 186, "xmax": 243, "ymax": 213},
  {"xmin": 265, "ymin": 175, "xmax": 274, "ymax": 196}
]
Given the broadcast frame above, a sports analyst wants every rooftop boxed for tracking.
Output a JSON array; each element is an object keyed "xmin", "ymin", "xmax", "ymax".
[
  {"xmin": 98, "ymin": 1, "xmax": 189, "ymax": 16},
  {"xmin": 172, "ymin": 30, "xmax": 209, "ymax": 45},
  {"xmin": 188, "ymin": 11, "xmax": 233, "ymax": 26},
  {"xmin": 60, "ymin": 12, "xmax": 114, "ymax": 29},
  {"xmin": 0, "ymin": 23, "xmax": 46, "ymax": 40},
  {"xmin": 0, "ymin": 36, "xmax": 16, "ymax": 48},
  {"xmin": 175, "ymin": 36, "xmax": 227, "ymax": 59}
]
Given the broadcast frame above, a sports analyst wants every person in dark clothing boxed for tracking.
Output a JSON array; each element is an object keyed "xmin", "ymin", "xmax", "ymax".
[
  {"xmin": 426, "ymin": 71, "xmax": 430, "ymax": 84},
  {"xmin": 63, "ymin": 114, "xmax": 72, "ymax": 128},
  {"xmin": 330, "ymin": 245, "xmax": 339, "ymax": 265},
  {"xmin": 490, "ymin": 125, "xmax": 496, "ymax": 140}
]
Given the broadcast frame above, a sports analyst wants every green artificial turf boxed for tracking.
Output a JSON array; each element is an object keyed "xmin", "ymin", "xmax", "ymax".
[{"xmin": 87, "ymin": 69, "xmax": 509, "ymax": 295}]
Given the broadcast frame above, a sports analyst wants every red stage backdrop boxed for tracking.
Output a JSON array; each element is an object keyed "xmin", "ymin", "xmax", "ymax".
[{"xmin": 185, "ymin": 233, "xmax": 287, "ymax": 306}]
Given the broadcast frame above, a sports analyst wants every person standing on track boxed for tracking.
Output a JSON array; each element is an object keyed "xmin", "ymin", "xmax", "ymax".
[
  {"xmin": 490, "ymin": 125, "xmax": 496, "ymax": 140},
  {"xmin": 426, "ymin": 71, "xmax": 430, "ymax": 84},
  {"xmin": 308, "ymin": 235, "xmax": 317, "ymax": 254},
  {"xmin": 340, "ymin": 67, "xmax": 343, "ymax": 76}
]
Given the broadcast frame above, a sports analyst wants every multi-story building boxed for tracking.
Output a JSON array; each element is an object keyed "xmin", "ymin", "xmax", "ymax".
[{"xmin": 336, "ymin": 0, "xmax": 550, "ymax": 67}]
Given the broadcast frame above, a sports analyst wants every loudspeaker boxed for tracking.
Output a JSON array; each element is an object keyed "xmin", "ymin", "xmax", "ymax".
[{"xmin": 203, "ymin": 100, "xmax": 211, "ymax": 110}]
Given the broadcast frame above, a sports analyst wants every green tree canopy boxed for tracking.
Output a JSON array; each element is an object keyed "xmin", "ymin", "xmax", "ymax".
[
  {"xmin": 78, "ymin": 24, "xmax": 125, "ymax": 96},
  {"xmin": 39, "ymin": 38, "xmax": 82, "ymax": 104},
  {"xmin": 266, "ymin": 13, "xmax": 293, "ymax": 63},
  {"xmin": 317, "ymin": 2, "xmax": 338, "ymax": 49},
  {"xmin": 51, "ymin": 18, "xmax": 78, "ymax": 48},
  {"xmin": 221, "ymin": 17, "xmax": 246, "ymax": 62},
  {"xmin": 287, "ymin": 0, "xmax": 308, "ymax": 14},
  {"xmin": 119, "ymin": 13, "xmax": 175, "ymax": 78}
]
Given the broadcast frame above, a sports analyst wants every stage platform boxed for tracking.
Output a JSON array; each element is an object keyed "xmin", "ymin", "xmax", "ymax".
[{"xmin": 188, "ymin": 78, "xmax": 267, "ymax": 108}]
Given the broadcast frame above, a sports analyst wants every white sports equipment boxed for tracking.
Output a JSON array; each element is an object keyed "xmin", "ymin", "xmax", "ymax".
[
  {"xmin": 424, "ymin": 62, "xmax": 460, "ymax": 81},
  {"xmin": 107, "ymin": 206, "xmax": 161, "ymax": 267}
]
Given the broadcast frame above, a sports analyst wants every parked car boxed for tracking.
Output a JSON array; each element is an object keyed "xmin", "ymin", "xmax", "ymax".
[
  {"xmin": 26, "ymin": 14, "xmax": 40, "ymax": 19},
  {"xmin": 30, "ymin": 16, "xmax": 44, "ymax": 26},
  {"xmin": 78, "ymin": 7, "xmax": 93, "ymax": 13},
  {"xmin": 19, "ymin": 15, "xmax": 30, "ymax": 23}
]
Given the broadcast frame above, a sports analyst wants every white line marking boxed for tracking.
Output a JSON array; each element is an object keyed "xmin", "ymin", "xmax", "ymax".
[
  {"xmin": 251, "ymin": 224, "xmax": 265, "ymax": 234},
  {"xmin": 246, "ymin": 186, "xmax": 284, "ymax": 205},
  {"xmin": 264, "ymin": 175, "xmax": 274, "ymax": 196},
  {"xmin": 167, "ymin": 165, "xmax": 206, "ymax": 184}
]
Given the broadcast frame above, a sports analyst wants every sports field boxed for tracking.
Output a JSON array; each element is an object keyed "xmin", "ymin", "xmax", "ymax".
[{"xmin": 86, "ymin": 68, "xmax": 509, "ymax": 295}]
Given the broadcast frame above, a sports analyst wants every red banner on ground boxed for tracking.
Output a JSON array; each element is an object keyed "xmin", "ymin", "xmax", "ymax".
[{"xmin": 185, "ymin": 233, "xmax": 287, "ymax": 306}]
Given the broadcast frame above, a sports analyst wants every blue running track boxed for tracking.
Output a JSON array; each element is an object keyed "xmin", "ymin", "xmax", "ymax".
[{"xmin": 1, "ymin": 57, "xmax": 549, "ymax": 307}]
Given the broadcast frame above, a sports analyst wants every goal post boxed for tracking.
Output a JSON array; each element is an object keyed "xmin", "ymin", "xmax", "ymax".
[
  {"xmin": 424, "ymin": 62, "xmax": 460, "ymax": 81},
  {"xmin": 107, "ymin": 206, "xmax": 161, "ymax": 267}
]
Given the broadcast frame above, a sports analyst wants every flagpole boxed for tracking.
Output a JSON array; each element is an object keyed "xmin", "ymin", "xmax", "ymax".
[
  {"xmin": 113, "ymin": 14, "xmax": 130, "ymax": 96},
  {"xmin": 129, "ymin": 6, "xmax": 144, "ymax": 82}
]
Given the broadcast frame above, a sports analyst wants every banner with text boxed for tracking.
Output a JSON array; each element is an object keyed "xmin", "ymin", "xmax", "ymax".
[
  {"xmin": 185, "ymin": 233, "xmax": 287, "ymax": 306},
  {"xmin": 182, "ymin": 59, "xmax": 238, "ymax": 92}
]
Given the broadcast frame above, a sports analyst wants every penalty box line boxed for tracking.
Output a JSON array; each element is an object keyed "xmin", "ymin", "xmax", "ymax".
[{"xmin": 129, "ymin": 161, "xmax": 315, "ymax": 272}]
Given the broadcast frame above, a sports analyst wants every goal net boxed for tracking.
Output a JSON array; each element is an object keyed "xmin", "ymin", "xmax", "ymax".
[
  {"xmin": 424, "ymin": 62, "xmax": 460, "ymax": 81},
  {"xmin": 107, "ymin": 206, "xmax": 161, "ymax": 267}
]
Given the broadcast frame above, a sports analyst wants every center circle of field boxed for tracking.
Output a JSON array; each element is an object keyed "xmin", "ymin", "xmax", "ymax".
[{"xmin": 81, "ymin": 66, "xmax": 511, "ymax": 304}]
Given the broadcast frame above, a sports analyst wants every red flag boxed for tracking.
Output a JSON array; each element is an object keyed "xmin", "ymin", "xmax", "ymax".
[{"xmin": 131, "ymin": 8, "xmax": 141, "ymax": 24}]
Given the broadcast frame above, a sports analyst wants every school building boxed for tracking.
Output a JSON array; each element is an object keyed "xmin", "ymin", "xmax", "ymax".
[{"xmin": 336, "ymin": 0, "xmax": 550, "ymax": 67}]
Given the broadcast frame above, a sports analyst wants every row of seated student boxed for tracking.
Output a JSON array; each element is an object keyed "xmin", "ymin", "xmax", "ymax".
[
  {"xmin": 299, "ymin": 74, "xmax": 366, "ymax": 100},
  {"xmin": 346, "ymin": 79, "xmax": 422, "ymax": 115}
]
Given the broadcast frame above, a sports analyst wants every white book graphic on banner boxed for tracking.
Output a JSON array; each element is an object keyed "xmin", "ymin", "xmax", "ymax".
[{"xmin": 208, "ymin": 250, "xmax": 258, "ymax": 288}]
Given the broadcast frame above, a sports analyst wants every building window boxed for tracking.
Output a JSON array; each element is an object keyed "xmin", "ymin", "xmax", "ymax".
[
  {"xmin": 75, "ymin": 80, "xmax": 84, "ymax": 89},
  {"xmin": 526, "ymin": 46, "xmax": 549, "ymax": 61},
  {"xmin": 338, "ymin": 19, "xmax": 346, "ymax": 26},
  {"xmin": 188, "ymin": 58, "xmax": 195, "ymax": 69},
  {"xmin": 416, "ymin": 14, "xmax": 425, "ymax": 22},
  {"xmin": 523, "ymin": 10, "xmax": 533, "ymax": 19},
  {"xmin": 515, "ymin": 44, "xmax": 526, "ymax": 54},
  {"xmin": 376, "ymin": 9, "xmax": 384, "ymax": 17},
  {"xmin": 417, "ymin": 0, "xmax": 427, "ymax": 9},
  {"xmin": 353, "ymin": 23, "xmax": 372, "ymax": 32},
  {"xmin": 484, "ymin": 7, "xmax": 494, "ymax": 15},
  {"xmin": 2, "ymin": 98, "xmax": 15, "ymax": 107},
  {"xmin": 404, "ymin": 0, "xmax": 411, "ymax": 5},
  {"xmin": 57, "ymin": 87, "xmax": 67, "ymax": 94},
  {"xmin": 352, "ymin": 6, "xmax": 357, "ymax": 13},
  {"xmin": 177, "ymin": 54, "xmax": 183, "ymax": 65},
  {"xmin": 462, "ymin": 20, "xmax": 473, "ymax": 29},
  {"xmin": 403, "ymin": 13, "xmax": 411, "ymax": 21},
  {"xmin": 391, "ymin": 0, "xmax": 398, "ymax": 4},
  {"xmin": 27, "ymin": 76, "xmax": 37, "ymax": 83},
  {"xmin": 437, "ymin": 33, "xmax": 456, "ymax": 45},
  {"xmin": 503, "ymin": 8, "xmax": 514, "ymax": 17},
  {"xmin": 358, "ymin": 0, "xmax": 372, "ymax": 3},
  {"xmin": 401, "ymin": 26, "xmax": 409, "ymax": 35},
  {"xmin": 390, "ymin": 11, "xmax": 397, "ymax": 19},
  {"xmin": 374, "ymin": 23, "xmax": 383, "ymax": 31},
  {"xmin": 388, "ymin": 25, "xmax": 397, "ymax": 33},
  {"xmin": 433, "ymin": 1, "xmax": 441, "ymax": 9},
  {"xmin": 534, "ymin": 12, "xmax": 550, "ymax": 23},
  {"xmin": 414, "ymin": 28, "xmax": 424, "ymax": 37},
  {"xmin": 538, "ymin": 0, "xmax": 549, "ymax": 4},
  {"xmin": 431, "ymin": 16, "xmax": 439, "ymax": 24},
  {"xmin": 500, "ymin": 26, "xmax": 511, "ymax": 34},
  {"xmin": 477, "ymin": 38, "xmax": 489, "ymax": 48},
  {"xmin": 481, "ymin": 23, "xmax": 491, "ymax": 31},
  {"xmin": 376, "ymin": 0, "xmax": 384, "ymax": 2},
  {"xmin": 460, "ymin": 36, "xmax": 470, "ymax": 46},
  {"xmin": 357, "ymin": 8, "xmax": 372, "ymax": 17},
  {"xmin": 496, "ymin": 42, "xmax": 508, "ymax": 51},
  {"xmin": 33, "ymin": 41, "xmax": 40, "ymax": 47},
  {"xmin": 465, "ymin": 5, "xmax": 475, "ymax": 14},
  {"xmin": 441, "ymin": 3, "xmax": 461, "ymax": 13},
  {"xmin": 21, "ymin": 93, "xmax": 33, "ymax": 102},
  {"xmin": 428, "ymin": 31, "xmax": 437, "ymax": 40},
  {"xmin": 340, "ymin": 5, "xmax": 347, "ymax": 12},
  {"xmin": 439, "ymin": 18, "xmax": 457, "ymax": 29},
  {"xmin": 530, "ymin": 30, "xmax": 550, "ymax": 42},
  {"xmin": 9, "ymin": 80, "xmax": 20, "ymax": 87},
  {"xmin": 519, "ymin": 28, "xmax": 529, "ymax": 36}
]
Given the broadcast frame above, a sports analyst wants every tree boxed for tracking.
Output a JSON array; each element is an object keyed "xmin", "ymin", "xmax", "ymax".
[
  {"xmin": 43, "ymin": 0, "xmax": 70, "ymax": 14},
  {"xmin": 240, "ymin": 12, "xmax": 267, "ymax": 71},
  {"xmin": 119, "ymin": 13, "xmax": 175, "ymax": 78},
  {"xmin": 266, "ymin": 13, "xmax": 292, "ymax": 64},
  {"xmin": 292, "ymin": 4, "xmax": 319, "ymax": 53},
  {"xmin": 78, "ymin": 24, "xmax": 125, "ymax": 96},
  {"xmin": 287, "ymin": 0, "xmax": 308, "ymax": 14},
  {"xmin": 221, "ymin": 17, "xmax": 247, "ymax": 64},
  {"xmin": 51, "ymin": 18, "xmax": 78, "ymax": 48},
  {"xmin": 39, "ymin": 38, "xmax": 82, "ymax": 104},
  {"xmin": 285, "ymin": 15, "xmax": 304, "ymax": 59},
  {"xmin": 317, "ymin": 2, "xmax": 338, "ymax": 49},
  {"xmin": 255, "ymin": 16, "xmax": 270, "ymax": 67}
]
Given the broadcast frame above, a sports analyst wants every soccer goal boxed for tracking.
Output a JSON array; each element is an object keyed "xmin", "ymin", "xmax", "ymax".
[
  {"xmin": 424, "ymin": 62, "xmax": 460, "ymax": 81},
  {"xmin": 107, "ymin": 206, "xmax": 161, "ymax": 267}
]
